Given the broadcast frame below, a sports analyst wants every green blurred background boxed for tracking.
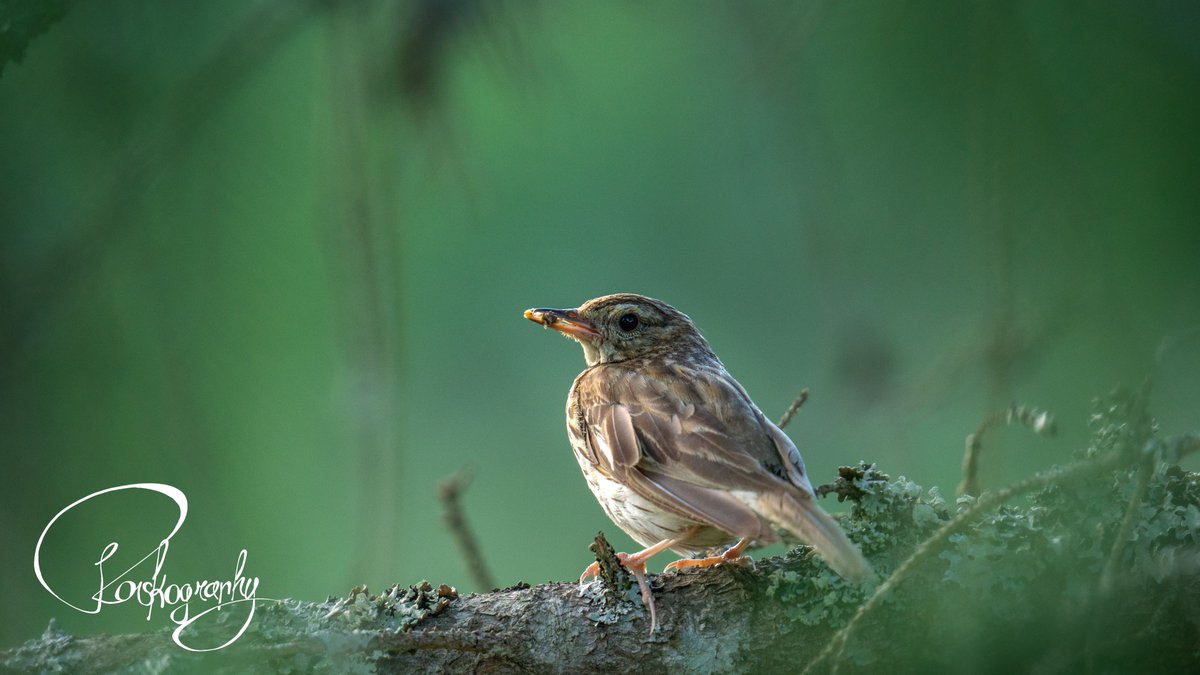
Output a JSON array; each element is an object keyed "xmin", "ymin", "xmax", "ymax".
[{"xmin": 2, "ymin": 0, "xmax": 1198, "ymax": 651}]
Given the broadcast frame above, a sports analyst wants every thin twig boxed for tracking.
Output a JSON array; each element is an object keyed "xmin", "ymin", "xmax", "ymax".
[
  {"xmin": 777, "ymin": 388, "xmax": 810, "ymax": 430},
  {"xmin": 958, "ymin": 404, "xmax": 1056, "ymax": 497},
  {"xmin": 807, "ymin": 446, "xmax": 1134, "ymax": 675},
  {"xmin": 1099, "ymin": 455, "xmax": 1155, "ymax": 594},
  {"xmin": 438, "ymin": 467, "xmax": 496, "ymax": 591},
  {"xmin": 1083, "ymin": 453, "xmax": 1156, "ymax": 675}
]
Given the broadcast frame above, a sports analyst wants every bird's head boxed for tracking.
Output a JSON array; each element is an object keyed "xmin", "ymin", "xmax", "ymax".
[{"xmin": 524, "ymin": 293, "xmax": 715, "ymax": 367}]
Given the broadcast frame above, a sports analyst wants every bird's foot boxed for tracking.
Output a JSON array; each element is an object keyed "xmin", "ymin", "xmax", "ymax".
[
  {"xmin": 578, "ymin": 534, "xmax": 679, "ymax": 586},
  {"xmin": 579, "ymin": 538, "xmax": 681, "ymax": 634},
  {"xmin": 664, "ymin": 537, "xmax": 753, "ymax": 573},
  {"xmin": 578, "ymin": 551, "xmax": 660, "ymax": 633}
]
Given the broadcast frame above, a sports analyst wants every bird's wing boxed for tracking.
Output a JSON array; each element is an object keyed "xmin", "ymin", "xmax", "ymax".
[
  {"xmin": 766, "ymin": 419, "xmax": 813, "ymax": 492},
  {"xmin": 574, "ymin": 363, "xmax": 806, "ymax": 539}
]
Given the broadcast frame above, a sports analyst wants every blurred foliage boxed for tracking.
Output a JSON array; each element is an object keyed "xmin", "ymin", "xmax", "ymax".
[
  {"xmin": 764, "ymin": 386, "xmax": 1199, "ymax": 672},
  {"xmin": 0, "ymin": 0, "xmax": 77, "ymax": 75},
  {"xmin": 1, "ymin": 0, "xmax": 1198, "ymax": 659}
]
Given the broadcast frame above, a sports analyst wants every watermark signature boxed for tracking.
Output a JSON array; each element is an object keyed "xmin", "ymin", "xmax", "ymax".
[{"xmin": 34, "ymin": 483, "xmax": 263, "ymax": 651}]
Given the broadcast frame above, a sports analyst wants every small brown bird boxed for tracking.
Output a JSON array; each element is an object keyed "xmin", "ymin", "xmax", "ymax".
[{"xmin": 524, "ymin": 293, "xmax": 871, "ymax": 630}]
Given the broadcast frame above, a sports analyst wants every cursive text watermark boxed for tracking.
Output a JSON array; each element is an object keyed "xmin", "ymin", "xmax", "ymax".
[{"xmin": 34, "ymin": 483, "xmax": 263, "ymax": 651}]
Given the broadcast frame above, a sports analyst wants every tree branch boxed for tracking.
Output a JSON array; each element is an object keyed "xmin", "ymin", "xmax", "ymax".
[{"xmin": 4, "ymin": 389, "xmax": 1198, "ymax": 673}]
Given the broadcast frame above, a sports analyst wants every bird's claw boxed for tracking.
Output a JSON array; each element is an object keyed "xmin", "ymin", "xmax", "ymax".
[{"xmin": 578, "ymin": 561, "xmax": 601, "ymax": 586}]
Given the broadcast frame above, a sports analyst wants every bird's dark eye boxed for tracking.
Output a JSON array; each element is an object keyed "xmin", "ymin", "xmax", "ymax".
[{"xmin": 618, "ymin": 314, "xmax": 639, "ymax": 332}]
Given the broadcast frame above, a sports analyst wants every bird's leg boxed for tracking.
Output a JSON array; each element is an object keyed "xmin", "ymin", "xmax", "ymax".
[
  {"xmin": 663, "ymin": 537, "xmax": 753, "ymax": 572},
  {"xmin": 578, "ymin": 536, "xmax": 678, "ymax": 585}
]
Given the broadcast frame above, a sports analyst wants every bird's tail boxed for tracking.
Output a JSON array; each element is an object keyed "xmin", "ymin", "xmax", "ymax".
[{"xmin": 757, "ymin": 490, "xmax": 872, "ymax": 582}]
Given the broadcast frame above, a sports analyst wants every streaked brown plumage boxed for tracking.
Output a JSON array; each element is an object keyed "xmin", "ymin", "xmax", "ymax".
[{"xmin": 524, "ymin": 293, "xmax": 870, "ymax": 629}]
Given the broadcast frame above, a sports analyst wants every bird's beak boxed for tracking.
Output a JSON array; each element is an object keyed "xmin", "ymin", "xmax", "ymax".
[{"xmin": 524, "ymin": 307, "xmax": 601, "ymax": 342}]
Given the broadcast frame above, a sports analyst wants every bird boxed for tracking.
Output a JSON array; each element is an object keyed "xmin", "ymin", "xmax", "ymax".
[{"xmin": 523, "ymin": 293, "xmax": 871, "ymax": 631}]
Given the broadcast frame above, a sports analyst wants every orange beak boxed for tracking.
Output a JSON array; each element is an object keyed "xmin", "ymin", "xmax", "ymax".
[{"xmin": 524, "ymin": 307, "xmax": 601, "ymax": 342}]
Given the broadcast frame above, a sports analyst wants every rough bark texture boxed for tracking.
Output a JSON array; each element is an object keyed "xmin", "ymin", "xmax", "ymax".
[{"xmin": 4, "ymin": 389, "xmax": 1200, "ymax": 674}]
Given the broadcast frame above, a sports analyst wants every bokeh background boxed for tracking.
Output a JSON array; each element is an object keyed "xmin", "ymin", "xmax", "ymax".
[{"xmin": 2, "ymin": 0, "xmax": 1198, "ymax": 652}]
